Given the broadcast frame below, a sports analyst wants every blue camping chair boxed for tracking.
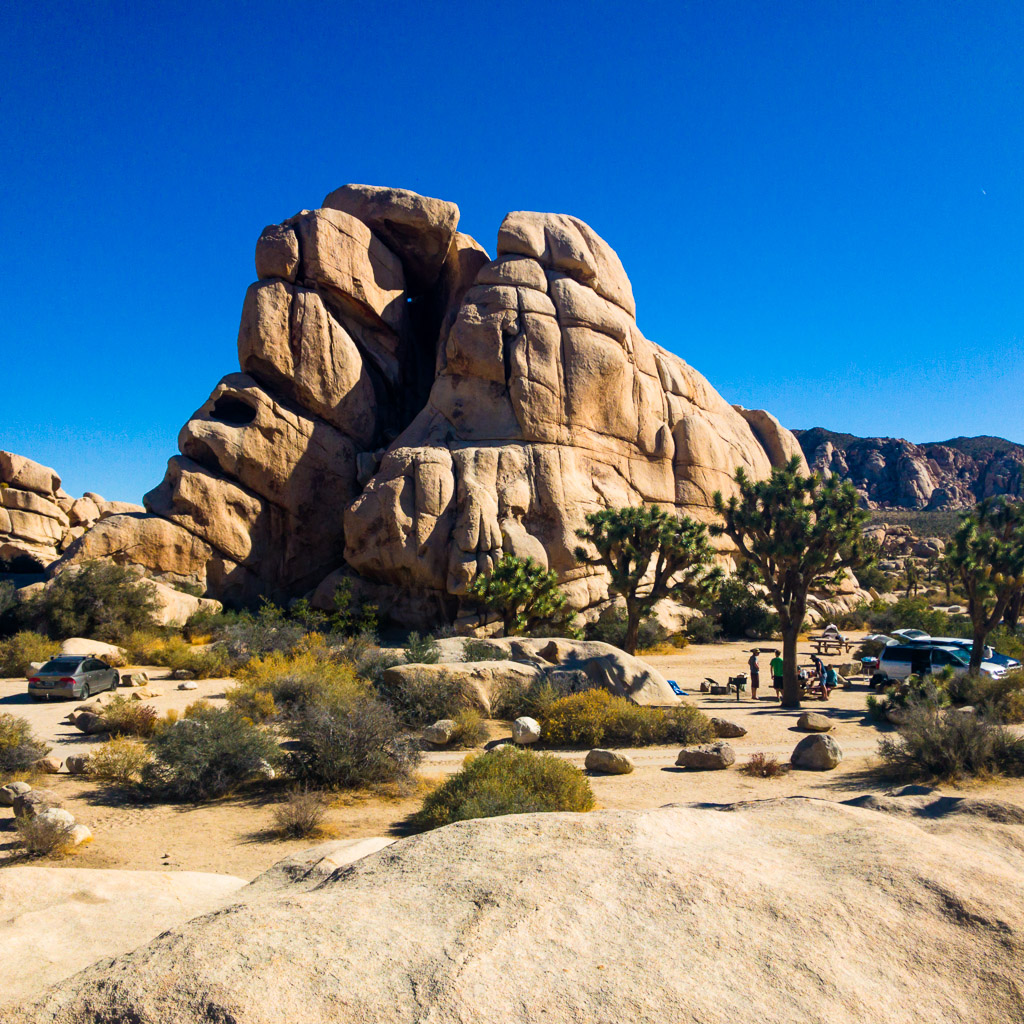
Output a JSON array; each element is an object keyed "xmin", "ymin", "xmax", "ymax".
[{"xmin": 668, "ymin": 679, "xmax": 688, "ymax": 697}]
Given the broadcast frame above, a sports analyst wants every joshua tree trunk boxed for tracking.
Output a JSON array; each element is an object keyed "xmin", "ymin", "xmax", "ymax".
[
  {"xmin": 623, "ymin": 600, "xmax": 642, "ymax": 655},
  {"xmin": 970, "ymin": 623, "xmax": 987, "ymax": 673},
  {"xmin": 779, "ymin": 608, "xmax": 803, "ymax": 708}
]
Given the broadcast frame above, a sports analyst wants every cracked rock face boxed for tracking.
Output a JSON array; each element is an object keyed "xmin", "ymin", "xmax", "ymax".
[{"xmin": 54, "ymin": 186, "xmax": 804, "ymax": 623}]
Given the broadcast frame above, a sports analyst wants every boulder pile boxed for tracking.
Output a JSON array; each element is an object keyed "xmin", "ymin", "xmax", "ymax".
[{"xmin": 52, "ymin": 185, "xmax": 806, "ymax": 627}]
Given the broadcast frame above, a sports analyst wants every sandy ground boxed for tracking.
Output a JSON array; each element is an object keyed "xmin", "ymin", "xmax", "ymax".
[{"xmin": 5, "ymin": 634, "xmax": 1024, "ymax": 880}]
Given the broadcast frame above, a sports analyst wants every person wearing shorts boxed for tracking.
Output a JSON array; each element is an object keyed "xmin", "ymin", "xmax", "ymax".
[
  {"xmin": 770, "ymin": 652, "xmax": 784, "ymax": 700},
  {"xmin": 748, "ymin": 649, "xmax": 760, "ymax": 701}
]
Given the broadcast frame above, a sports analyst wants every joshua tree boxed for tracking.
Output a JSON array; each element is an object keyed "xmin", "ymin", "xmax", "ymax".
[
  {"xmin": 469, "ymin": 553, "xmax": 571, "ymax": 637},
  {"xmin": 944, "ymin": 499, "xmax": 1024, "ymax": 671},
  {"xmin": 712, "ymin": 457, "xmax": 872, "ymax": 708},
  {"xmin": 574, "ymin": 505, "xmax": 721, "ymax": 655},
  {"xmin": 904, "ymin": 560, "xmax": 920, "ymax": 598}
]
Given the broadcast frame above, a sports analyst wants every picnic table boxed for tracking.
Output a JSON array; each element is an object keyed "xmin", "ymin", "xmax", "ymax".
[{"xmin": 808, "ymin": 635, "xmax": 854, "ymax": 656}]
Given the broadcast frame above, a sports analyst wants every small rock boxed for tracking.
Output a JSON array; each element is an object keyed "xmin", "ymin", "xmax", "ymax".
[
  {"xmin": 36, "ymin": 807, "xmax": 76, "ymax": 829},
  {"xmin": 584, "ymin": 749, "xmax": 635, "ymax": 774},
  {"xmin": 13, "ymin": 788, "xmax": 62, "ymax": 818},
  {"xmin": 172, "ymin": 669, "xmax": 196, "ymax": 681},
  {"xmin": 177, "ymin": 680, "xmax": 199, "ymax": 691},
  {"xmin": 423, "ymin": 719, "xmax": 456, "ymax": 745},
  {"xmin": 33, "ymin": 756, "xmax": 62, "ymax": 774},
  {"xmin": 65, "ymin": 753, "xmax": 92, "ymax": 775},
  {"xmin": 512, "ymin": 717, "xmax": 541, "ymax": 745},
  {"xmin": 791, "ymin": 734, "xmax": 842, "ymax": 771},
  {"xmin": 676, "ymin": 742, "xmax": 735, "ymax": 770},
  {"xmin": 74, "ymin": 712, "xmax": 109, "ymax": 735},
  {"xmin": 130, "ymin": 688, "xmax": 163, "ymax": 700},
  {"xmin": 0, "ymin": 781, "xmax": 31, "ymax": 806},
  {"xmin": 68, "ymin": 823, "xmax": 93, "ymax": 847},
  {"xmin": 797, "ymin": 711, "xmax": 833, "ymax": 733},
  {"xmin": 120, "ymin": 671, "xmax": 149, "ymax": 688},
  {"xmin": 710, "ymin": 717, "xmax": 747, "ymax": 738}
]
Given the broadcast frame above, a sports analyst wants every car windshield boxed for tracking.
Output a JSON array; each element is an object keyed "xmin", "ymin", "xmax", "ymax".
[
  {"xmin": 947, "ymin": 649, "xmax": 970, "ymax": 666},
  {"xmin": 39, "ymin": 659, "xmax": 82, "ymax": 674}
]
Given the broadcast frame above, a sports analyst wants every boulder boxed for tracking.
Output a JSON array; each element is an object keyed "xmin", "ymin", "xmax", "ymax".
[
  {"xmin": 512, "ymin": 717, "xmax": 541, "ymax": 745},
  {"xmin": 34, "ymin": 806, "xmax": 75, "ymax": 829},
  {"xmin": 139, "ymin": 577, "xmax": 222, "ymax": 627},
  {"xmin": 32, "ymin": 757, "xmax": 62, "ymax": 774},
  {"xmin": 584, "ymin": 748, "xmax": 635, "ymax": 774},
  {"xmin": 59, "ymin": 637, "xmax": 125, "ymax": 662},
  {"xmin": 710, "ymin": 717, "xmax": 747, "ymax": 738},
  {"xmin": 120, "ymin": 671, "xmax": 149, "ymax": 687},
  {"xmin": 422, "ymin": 719, "xmax": 456, "ymax": 745},
  {"xmin": 797, "ymin": 711, "xmax": 834, "ymax": 733},
  {"xmin": 68, "ymin": 824, "xmax": 93, "ymax": 847},
  {"xmin": 65, "ymin": 754, "xmax": 91, "ymax": 775},
  {"xmin": 380, "ymin": 661, "xmax": 541, "ymax": 718},
  {"xmin": 675, "ymin": 741, "xmax": 735, "ymax": 770},
  {"xmin": 25, "ymin": 795, "xmax": 1024, "ymax": 1023},
  {"xmin": 177, "ymin": 680, "xmax": 199, "ymax": 691},
  {"xmin": 0, "ymin": 780, "xmax": 31, "ymax": 806},
  {"xmin": 791, "ymin": 734, "xmax": 843, "ymax": 770},
  {"xmin": 13, "ymin": 789, "xmax": 62, "ymax": 818},
  {"xmin": 73, "ymin": 712, "xmax": 108, "ymax": 735},
  {"xmin": 0, "ymin": 451, "xmax": 61, "ymax": 496}
]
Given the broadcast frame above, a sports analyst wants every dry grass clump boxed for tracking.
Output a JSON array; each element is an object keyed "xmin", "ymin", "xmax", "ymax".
[
  {"xmin": 101, "ymin": 696, "xmax": 159, "ymax": 738},
  {"xmin": 741, "ymin": 752, "xmax": 787, "ymax": 778},
  {"xmin": 449, "ymin": 708, "xmax": 488, "ymax": 748},
  {"xmin": 0, "ymin": 712, "xmax": 51, "ymax": 776},
  {"xmin": 88, "ymin": 736, "xmax": 152, "ymax": 785},
  {"xmin": 0, "ymin": 631, "xmax": 59, "ymax": 678},
  {"xmin": 132, "ymin": 635, "xmax": 230, "ymax": 679},
  {"xmin": 16, "ymin": 813, "xmax": 76, "ymax": 856},
  {"xmin": 271, "ymin": 787, "xmax": 331, "ymax": 838}
]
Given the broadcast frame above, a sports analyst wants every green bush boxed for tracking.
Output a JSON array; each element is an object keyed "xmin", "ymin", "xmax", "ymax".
[
  {"xmin": 88, "ymin": 736, "xmax": 152, "ymax": 785},
  {"xmin": 0, "ymin": 713, "xmax": 50, "ymax": 775},
  {"xmin": 856, "ymin": 563, "xmax": 895, "ymax": 594},
  {"xmin": 878, "ymin": 703, "xmax": 1024, "ymax": 781},
  {"xmin": 374, "ymin": 666, "xmax": 470, "ymax": 727},
  {"xmin": 585, "ymin": 609, "xmax": 668, "ymax": 651},
  {"xmin": 540, "ymin": 690, "xmax": 714, "ymax": 748},
  {"xmin": 490, "ymin": 668, "xmax": 597, "ymax": 721},
  {"xmin": 462, "ymin": 638, "xmax": 511, "ymax": 662},
  {"xmin": 712, "ymin": 579, "xmax": 779, "ymax": 639},
  {"xmin": 685, "ymin": 615, "xmax": 721, "ymax": 644},
  {"xmin": 0, "ymin": 631, "xmax": 58, "ymax": 677},
  {"xmin": 413, "ymin": 746, "xmax": 595, "ymax": 830},
  {"xmin": 946, "ymin": 670, "xmax": 1024, "ymax": 724},
  {"xmin": 142, "ymin": 636, "xmax": 231, "ymax": 679},
  {"xmin": 142, "ymin": 705, "xmax": 280, "ymax": 801},
  {"xmin": 403, "ymin": 631, "xmax": 441, "ymax": 665},
  {"xmin": 865, "ymin": 597, "xmax": 971, "ymax": 639},
  {"xmin": 100, "ymin": 696, "xmax": 159, "ymax": 738},
  {"xmin": 449, "ymin": 708, "xmax": 488, "ymax": 748},
  {"xmin": 22, "ymin": 562, "xmax": 159, "ymax": 642},
  {"xmin": 289, "ymin": 692, "xmax": 421, "ymax": 789}
]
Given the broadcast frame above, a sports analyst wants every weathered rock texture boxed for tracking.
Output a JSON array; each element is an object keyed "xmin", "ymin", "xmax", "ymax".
[
  {"xmin": 19, "ymin": 793, "xmax": 1024, "ymax": 1023},
  {"xmin": 796, "ymin": 428, "xmax": 1024, "ymax": 510},
  {"xmin": 54, "ymin": 186, "xmax": 804, "ymax": 622}
]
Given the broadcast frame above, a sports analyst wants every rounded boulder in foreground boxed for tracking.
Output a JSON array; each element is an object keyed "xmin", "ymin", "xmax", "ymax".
[
  {"xmin": 797, "ymin": 711, "xmax": 833, "ymax": 733},
  {"xmin": 791, "ymin": 734, "xmax": 842, "ymax": 771},
  {"xmin": 512, "ymin": 717, "xmax": 541, "ymax": 745},
  {"xmin": 675, "ymin": 741, "xmax": 735, "ymax": 770},
  {"xmin": 710, "ymin": 717, "xmax": 747, "ymax": 738},
  {"xmin": 585, "ymin": 749, "xmax": 635, "ymax": 774}
]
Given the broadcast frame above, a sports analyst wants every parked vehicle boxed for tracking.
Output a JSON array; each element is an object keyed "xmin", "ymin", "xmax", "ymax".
[
  {"xmin": 873, "ymin": 642, "xmax": 1004, "ymax": 686},
  {"xmin": 921, "ymin": 636, "xmax": 1021, "ymax": 672},
  {"xmin": 27, "ymin": 656, "xmax": 119, "ymax": 700}
]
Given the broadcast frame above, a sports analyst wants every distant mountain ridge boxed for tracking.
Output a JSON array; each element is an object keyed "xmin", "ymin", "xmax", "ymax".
[{"xmin": 792, "ymin": 428, "xmax": 1024, "ymax": 510}]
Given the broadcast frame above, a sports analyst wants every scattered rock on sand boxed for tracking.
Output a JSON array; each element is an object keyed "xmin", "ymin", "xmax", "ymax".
[
  {"xmin": 676, "ymin": 741, "xmax": 735, "ymax": 770},
  {"xmin": 73, "ymin": 712, "xmax": 108, "ymax": 735},
  {"xmin": 792, "ymin": 734, "xmax": 842, "ymax": 770},
  {"xmin": 797, "ymin": 711, "xmax": 833, "ymax": 733},
  {"xmin": 584, "ymin": 749, "xmax": 635, "ymax": 774},
  {"xmin": 512, "ymin": 717, "xmax": 541, "ymax": 745},
  {"xmin": 710, "ymin": 717, "xmax": 747, "ymax": 738},
  {"xmin": 65, "ymin": 754, "xmax": 91, "ymax": 775},
  {"xmin": 32, "ymin": 757, "xmax": 62, "ymax": 774},
  {"xmin": 120, "ymin": 671, "xmax": 149, "ymax": 688},
  {"xmin": 177, "ymin": 680, "xmax": 199, "ymax": 691},
  {"xmin": 423, "ymin": 719, "xmax": 455, "ymax": 745},
  {"xmin": 0, "ymin": 781, "xmax": 31, "ymax": 806},
  {"xmin": 68, "ymin": 824, "xmax": 93, "ymax": 847}
]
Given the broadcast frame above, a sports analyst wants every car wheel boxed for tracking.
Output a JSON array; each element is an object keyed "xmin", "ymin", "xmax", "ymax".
[
  {"xmin": 870, "ymin": 673, "xmax": 887, "ymax": 689},
  {"xmin": 81, "ymin": 684, "xmax": 90, "ymax": 699}
]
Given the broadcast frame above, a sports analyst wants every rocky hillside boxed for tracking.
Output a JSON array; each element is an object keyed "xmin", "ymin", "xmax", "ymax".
[
  {"xmin": 17, "ymin": 794, "xmax": 1024, "ymax": 1024},
  {"xmin": 53, "ymin": 184, "xmax": 804, "ymax": 627},
  {"xmin": 794, "ymin": 428, "xmax": 1024, "ymax": 510}
]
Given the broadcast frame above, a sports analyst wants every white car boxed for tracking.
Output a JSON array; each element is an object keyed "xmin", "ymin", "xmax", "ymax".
[{"xmin": 875, "ymin": 642, "xmax": 1004, "ymax": 684}]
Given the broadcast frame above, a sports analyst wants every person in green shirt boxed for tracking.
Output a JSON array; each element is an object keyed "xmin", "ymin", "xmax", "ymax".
[{"xmin": 769, "ymin": 652, "xmax": 784, "ymax": 701}]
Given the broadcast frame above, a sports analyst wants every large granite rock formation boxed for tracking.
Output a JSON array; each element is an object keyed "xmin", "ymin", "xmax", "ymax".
[
  {"xmin": 17, "ymin": 793, "xmax": 1024, "ymax": 1024},
  {"xmin": 796, "ymin": 428, "xmax": 1024, "ymax": 510},
  {"xmin": 54, "ymin": 186, "xmax": 804, "ymax": 623}
]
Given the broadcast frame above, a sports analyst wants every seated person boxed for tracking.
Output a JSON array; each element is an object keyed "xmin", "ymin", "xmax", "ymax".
[{"xmin": 806, "ymin": 664, "xmax": 839, "ymax": 700}]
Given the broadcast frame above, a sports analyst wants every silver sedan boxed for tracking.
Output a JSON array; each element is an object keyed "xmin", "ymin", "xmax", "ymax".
[{"xmin": 27, "ymin": 656, "xmax": 120, "ymax": 700}]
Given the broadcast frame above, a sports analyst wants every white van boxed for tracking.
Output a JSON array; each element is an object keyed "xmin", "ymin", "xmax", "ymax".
[{"xmin": 875, "ymin": 643, "xmax": 1003, "ymax": 685}]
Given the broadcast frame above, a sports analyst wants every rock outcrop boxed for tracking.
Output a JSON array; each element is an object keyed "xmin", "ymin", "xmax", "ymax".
[
  {"xmin": 19, "ymin": 794, "xmax": 1024, "ymax": 1023},
  {"xmin": 53, "ymin": 186, "xmax": 804, "ymax": 624},
  {"xmin": 796, "ymin": 428, "xmax": 1024, "ymax": 510}
]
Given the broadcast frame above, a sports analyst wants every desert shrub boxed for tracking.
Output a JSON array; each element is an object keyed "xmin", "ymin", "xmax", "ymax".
[
  {"xmin": 0, "ymin": 713, "xmax": 50, "ymax": 774},
  {"xmin": 142, "ymin": 705, "xmax": 280, "ymax": 801},
  {"xmin": 100, "ymin": 695, "xmax": 159, "ymax": 738},
  {"xmin": 272, "ymin": 787, "xmax": 330, "ymax": 838},
  {"xmin": 403, "ymin": 631, "xmax": 441, "ymax": 664},
  {"xmin": 865, "ymin": 597, "xmax": 971, "ymax": 640},
  {"xmin": 0, "ymin": 580, "xmax": 17, "ymax": 627},
  {"xmin": 462, "ymin": 638, "xmax": 511, "ymax": 662},
  {"xmin": 353, "ymin": 646, "xmax": 404, "ymax": 686},
  {"xmin": 685, "ymin": 615, "xmax": 721, "ymax": 644},
  {"xmin": 220, "ymin": 601, "xmax": 307, "ymax": 662},
  {"xmin": 414, "ymin": 746, "xmax": 595, "ymax": 830},
  {"xmin": 229, "ymin": 639, "xmax": 367, "ymax": 722},
  {"xmin": 289, "ymin": 692, "xmax": 421, "ymax": 789},
  {"xmin": 986, "ymin": 625, "xmax": 1024, "ymax": 663},
  {"xmin": 585, "ymin": 609, "xmax": 668, "ymax": 651},
  {"xmin": 713, "ymin": 579, "xmax": 779, "ymax": 639},
  {"xmin": 16, "ymin": 812, "xmax": 76, "ymax": 856},
  {"xmin": 449, "ymin": 708, "xmax": 488, "ymax": 748},
  {"xmin": 857, "ymin": 563, "xmax": 895, "ymax": 593},
  {"xmin": 0, "ymin": 630, "xmax": 58, "ymax": 677},
  {"xmin": 741, "ymin": 752, "xmax": 787, "ymax": 778},
  {"xmin": 946, "ymin": 670, "xmax": 1024, "ymax": 724},
  {"xmin": 88, "ymin": 736, "xmax": 152, "ymax": 785},
  {"xmin": 373, "ymin": 666, "xmax": 470, "ymax": 727},
  {"xmin": 136, "ymin": 636, "xmax": 230, "ymax": 679},
  {"xmin": 182, "ymin": 606, "xmax": 246, "ymax": 640},
  {"xmin": 540, "ymin": 690, "xmax": 714, "ymax": 748},
  {"xmin": 878, "ymin": 704, "xmax": 1024, "ymax": 781},
  {"xmin": 22, "ymin": 561, "xmax": 159, "ymax": 642},
  {"xmin": 490, "ymin": 668, "xmax": 598, "ymax": 721},
  {"xmin": 831, "ymin": 603, "xmax": 873, "ymax": 631},
  {"xmin": 866, "ymin": 674, "xmax": 950, "ymax": 722}
]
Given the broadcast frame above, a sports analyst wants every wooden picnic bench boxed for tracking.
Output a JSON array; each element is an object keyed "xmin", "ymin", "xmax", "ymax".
[{"xmin": 808, "ymin": 635, "xmax": 853, "ymax": 656}]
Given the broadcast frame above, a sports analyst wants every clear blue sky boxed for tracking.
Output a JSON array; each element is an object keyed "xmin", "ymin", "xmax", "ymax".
[{"xmin": 3, "ymin": 1, "xmax": 1022, "ymax": 501}]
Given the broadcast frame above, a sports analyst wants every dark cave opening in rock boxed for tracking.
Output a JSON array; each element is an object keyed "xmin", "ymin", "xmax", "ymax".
[{"xmin": 210, "ymin": 395, "xmax": 257, "ymax": 426}]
